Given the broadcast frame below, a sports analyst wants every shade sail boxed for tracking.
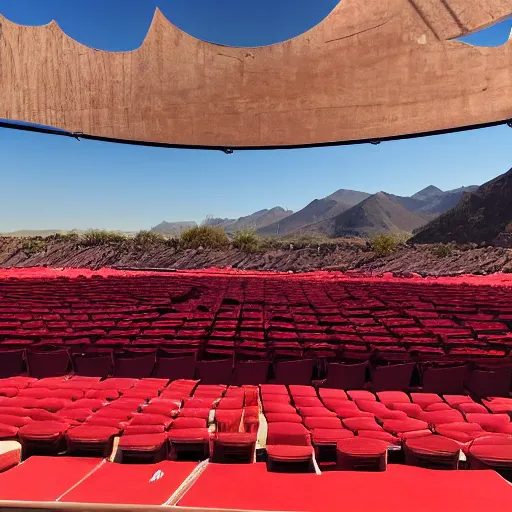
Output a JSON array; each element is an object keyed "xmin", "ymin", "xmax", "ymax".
[{"xmin": 0, "ymin": 0, "xmax": 511, "ymax": 149}]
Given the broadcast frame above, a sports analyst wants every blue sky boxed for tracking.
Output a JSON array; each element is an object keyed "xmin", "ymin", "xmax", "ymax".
[{"xmin": 1, "ymin": 1, "xmax": 511, "ymax": 232}]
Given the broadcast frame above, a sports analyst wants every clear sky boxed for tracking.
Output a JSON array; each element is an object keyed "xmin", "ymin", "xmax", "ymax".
[{"xmin": 1, "ymin": 1, "xmax": 511, "ymax": 232}]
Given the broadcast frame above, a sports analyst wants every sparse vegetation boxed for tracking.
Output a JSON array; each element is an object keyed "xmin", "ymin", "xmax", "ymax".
[
  {"xmin": 81, "ymin": 229, "xmax": 128, "ymax": 246},
  {"xmin": 134, "ymin": 230, "xmax": 166, "ymax": 248},
  {"xmin": 52, "ymin": 232, "xmax": 80, "ymax": 242},
  {"xmin": 22, "ymin": 239, "xmax": 47, "ymax": 255},
  {"xmin": 180, "ymin": 225, "xmax": 230, "ymax": 249},
  {"xmin": 430, "ymin": 243, "xmax": 454, "ymax": 258},
  {"xmin": 232, "ymin": 230, "xmax": 261, "ymax": 252},
  {"xmin": 371, "ymin": 233, "xmax": 401, "ymax": 258}
]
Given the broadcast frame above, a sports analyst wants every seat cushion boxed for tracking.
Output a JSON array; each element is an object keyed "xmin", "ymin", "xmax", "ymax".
[
  {"xmin": 168, "ymin": 428, "xmax": 210, "ymax": 442},
  {"xmin": 336, "ymin": 437, "xmax": 388, "ymax": 456},
  {"xmin": 18, "ymin": 421, "xmax": 69, "ymax": 440},
  {"xmin": 266, "ymin": 445, "xmax": 313, "ymax": 462},
  {"xmin": 376, "ymin": 391, "xmax": 410, "ymax": 405},
  {"xmin": 265, "ymin": 413, "xmax": 303, "ymax": 423},
  {"xmin": 357, "ymin": 430, "xmax": 399, "ymax": 444},
  {"xmin": 405, "ymin": 435, "xmax": 460, "ymax": 456},
  {"xmin": 0, "ymin": 424, "xmax": 18, "ymax": 440},
  {"xmin": 66, "ymin": 425, "xmax": 119, "ymax": 443},
  {"xmin": 383, "ymin": 417, "xmax": 429, "ymax": 434},
  {"xmin": 123, "ymin": 424, "xmax": 166, "ymax": 435},
  {"xmin": 303, "ymin": 417, "xmax": 342, "ymax": 430},
  {"xmin": 343, "ymin": 417, "xmax": 383, "ymax": 432},
  {"xmin": 119, "ymin": 433, "xmax": 167, "ymax": 451}
]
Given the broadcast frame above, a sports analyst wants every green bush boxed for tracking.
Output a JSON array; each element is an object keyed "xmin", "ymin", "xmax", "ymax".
[
  {"xmin": 134, "ymin": 230, "xmax": 166, "ymax": 248},
  {"xmin": 232, "ymin": 230, "xmax": 261, "ymax": 252},
  {"xmin": 180, "ymin": 225, "xmax": 229, "ymax": 249},
  {"xmin": 431, "ymin": 243, "xmax": 453, "ymax": 258},
  {"xmin": 81, "ymin": 229, "xmax": 127, "ymax": 246},
  {"xmin": 371, "ymin": 234, "xmax": 400, "ymax": 258},
  {"xmin": 22, "ymin": 239, "xmax": 47, "ymax": 255}
]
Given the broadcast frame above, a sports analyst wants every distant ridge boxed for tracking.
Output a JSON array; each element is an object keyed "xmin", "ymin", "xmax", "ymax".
[
  {"xmin": 411, "ymin": 169, "xmax": 512, "ymax": 244},
  {"xmin": 205, "ymin": 207, "xmax": 293, "ymax": 233}
]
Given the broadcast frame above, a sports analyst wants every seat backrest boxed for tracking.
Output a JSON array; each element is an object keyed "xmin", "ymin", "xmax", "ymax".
[
  {"xmin": 274, "ymin": 359, "xmax": 314, "ymax": 386},
  {"xmin": 114, "ymin": 350, "xmax": 156, "ymax": 378},
  {"xmin": 154, "ymin": 354, "xmax": 197, "ymax": 380},
  {"xmin": 266, "ymin": 422, "xmax": 311, "ymax": 446},
  {"xmin": 0, "ymin": 350, "xmax": 26, "ymax": 378},
  {"xmin": 27, "ymin": 349, "xmax": 71, "ymax": 378},
  {"xmin": 72, "ymin": 351, "xmax": 113, "ymax": 378},
  {"xmin": 465, "ymin": 367, "xmax": 512, "ymax": 398},
  {"xmin": 195, "ymin": 359, "xmax": 233, "ymax": 385},
  {"xmin": 371, "ymin": 363, "xmax": 415, "ymax": 392},
  {"xmin": 422, "ymin": 365, "xmax": 467, "ymax": 395},
  {"xmin": 231, "ymin": 361, "xmax": 269, "ymax": 386},
  {"xmin": 323, "ymin": 361, "xmax": 367, "ymax": 390}
]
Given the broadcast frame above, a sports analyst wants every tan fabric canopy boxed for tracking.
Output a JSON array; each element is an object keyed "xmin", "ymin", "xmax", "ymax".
[{"xmin": 0, "ymin": 0, "xmax": 511, "ymax": 148}]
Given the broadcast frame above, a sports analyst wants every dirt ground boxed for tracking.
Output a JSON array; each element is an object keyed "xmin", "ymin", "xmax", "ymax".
[{"xmin": 1, "ymin": 237, "xmax": 511, "ymax": 276}]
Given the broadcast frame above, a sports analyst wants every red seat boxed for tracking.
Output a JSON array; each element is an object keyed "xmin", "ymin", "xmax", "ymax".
[
  {"xmin": 118, "ymin": 433, "xmax": 168, "ymax": 463},
  {"xmin": 293, "ymin": 396, "xmax": 323, "ymax": 408},
  {"xmin": 179, "ymin": 408, "xmax": 211, "ymax": 419},
  {"xmin": 303, "ymin": 417, "xmax": 342, "ymax": 430},
  {"xmin": 215, "ymin": 409, "xmax": 243, "ymax": 433},
  {"xmin": 404, "ymin": 435, "xmax": 460, "ymax": 469},
  {"xmin": 265, "ymin": 413, "xmax": 302, "ymax": 423},
  {"xmin": 216, "ymin": 397, "xmax": 244, "ymax": 410},
  {"xmin": 410, "ymin": 393, "xmax": 443, "ymax": 408},
  {"xmin": 66, "ymin": 425, "xmax": 119, "ymax": 456},
  {"xmin": 420, "ymin": 410, "xmax": 465, "ymax": 425},
  {"xmin": 142, "ymin": 403, "xmax": 179, "ymax": 417},
  {"xmin": 0, "ymin": 424, "xmax": 18, "ymax": 440},
  {"xmin": 210, "ymin": 432, "xmax": 257, "ymax": 463},
  {"xmin": 265, "ymin": 421, "xmax": 312, "ymax": 470},
  {"xmin": 298, "ymin": 407, "xmax": 336, "ymax": 418},
  {"xmin": 18, "ymin": 420, "xmax": 69, "ymax": 456},
  {"xmin": 343, "ymin": 417, "xmax": 383, "ymax": 432},
  {"xmin": 357, "ymin": 430, "xmax": 399, "ymax": 444},
  {"xmin": 465, "ymin": 413, "xmax": 510, "ymax": 432},
  {"xmin": 376, "ymin": 391, "xmax": 410, "ymax": 406},
  {"xmin": 263, "ymin": 402, "xmax": 296, "ymax": 414},
  {"xmin": 129, "ymin": 413, "xmax": 173, "ymax": 429},
  {"xmin": 347, "ymin": 390, "xmax": 376, "ymax": 401},
  {"xmin": 123, "ymin": 424, "xmax": 165, "ymax": 435},
  {"xmin": 468, "ymin": 435, "xmax": 512, "ymax": 470},
  {"xmin": 336, "ymin": 438, "xmax": 388, "ymax": 471},
  {"xmin": 171, "ymin": 417, "xmax": 207, "ymax": 429},
  {"xmin": 383, "ymin": 417, "xmax": 429, "ymax": 435},
  {"xmin": 288, "ymin": 385, "xmax": 317, "ymax": 397},
  {"xmin": 58, "ymin": 408, "xmax": 93, "ymax": 423},
  {"xmin": 168, "ymin": 428, "xmax": 210, "ymax": 461}
]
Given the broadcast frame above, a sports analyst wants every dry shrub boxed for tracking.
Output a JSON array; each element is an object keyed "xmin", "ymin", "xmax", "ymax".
[
  {"xmin": 81, "ymin": 229, "xmax": 127, "ymax": 246},
  {"xmin": 180, "ymin": 225, "xmax": 229, "ymax": 249},
  {"xmin": 232, "ymin": 230, "xmax": 261, "ymax": 252}
]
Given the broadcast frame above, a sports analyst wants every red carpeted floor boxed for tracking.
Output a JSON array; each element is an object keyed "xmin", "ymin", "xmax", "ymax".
[
  {"xmin": 178, "ymin": 463, "xmax": 512, "ymax": 512},
  {"xmin": 0, "ymin": 456, "xmax": 103, "ymax": 502},
  {"xmin": 60, "ymin": 460, "xmax": 197, "ymax": 505}
]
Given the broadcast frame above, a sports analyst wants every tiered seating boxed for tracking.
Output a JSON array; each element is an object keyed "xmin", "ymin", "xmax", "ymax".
[{"xmin": 0, "ymin": 275, "xmax": 511, "ymax": 386}]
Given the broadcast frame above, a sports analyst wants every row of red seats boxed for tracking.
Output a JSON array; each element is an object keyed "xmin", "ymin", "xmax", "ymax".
[{"xmin": 259, "ymin": 384, "xmax": 512, "ymax": 471}]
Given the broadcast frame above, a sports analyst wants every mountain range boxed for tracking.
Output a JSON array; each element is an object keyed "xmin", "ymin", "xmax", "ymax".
[
  {"xmin": 411, "ymin": 168, "xmax": 512, "ymax": 244},
  {"xmin": 152, "ymin": 184, "xmax": 477, "ymax": 239}
]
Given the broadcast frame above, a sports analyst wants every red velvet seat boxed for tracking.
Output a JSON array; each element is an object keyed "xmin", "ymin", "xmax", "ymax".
[
  {"xmin": 293, "ymin": 396, "xmax": 323, "ymax": 408},
  {"xmin": 333, "ymin": 402, "xmax": 371, "ymax": 419},
  {"xmin": 18, "ymin": 420, "xmax": 69, "ymax": 456},
  {"xmin": 355, "ymin": 400, "xmax": 407, "ymax": 420},
  {"xmin": 410, "ymin": 393, "xmax": 443, "ymax": 408},
  {"xmin": 456, "ymin": 402, "xmax": 488, "ymax": 414},
  {"xmin": 303, "ymin": 417, "xmax": 342, "ymax": 430},
  {"xmin": 0, "ymin": 424, "xmax": 18, "ymax": 440},
  {"xmin": 263, "ymin": 402, "xmax": 296, "ymax": 414},
  {"xmin": 343, "ymin": 417, "xmax": 383, "ymax": 433},
  {"xmin": 288, "ymin": 385, "xmax": 317, "ymax": 397},
  {"xmin": 260, "ymin": 384, "xmax": 288, "ymax": 395},
  {"xmin": 215, "ymin": 409, "xmax": 243, "ymax": 433},
  {"xmin": 465, "ymin": 413, "xmax": 510, "ymax": 432},
  {"xmin": 265, "ymin": 413, "xmax": 302, "ymax": 423},
  {"xmin": 216, "ymin": 397, "xmax": 244, "ymax": 410},
  {"xmin": 311, "ymin": 428, "xmax": 353, "ymax": 464},
  {"xmin": 179, "ymin": 408, "xmax": 211, "ymax": 419},
  {"xmin": 467, "ymin": 435, "xmax": 512, "ymax": 470},
  {"xmin": 172, "ymin": 417, "xmax": 207, "ymax": 429},
  {"xmin": 383, "ymin": 417, "xmax": 429, "ymax": 436},
  {"xmin": 66, "ymin": 425, "xmax": 119, "ymax": 456},
  {"xmin": 168, "ymin": 428, "xmax": 210, "ymax": 461},
  {"xmin": 443, "ymin": 395, "xmax": 474, "ymax": 407},
  {"xmin": 210, "ymin": 432, "xmax": 257, "ymax": 463},
  {"xmin": 336, "ymin": 438, "xmax": 388, "ymax": 471},
  {"xmin": 424, "ymin": 402, "xmax": 453, "ymax": 412},
  {"xmin": 183, "ymin": 397, "xmax": 215, "ymax": 409},
  {"xmin": 298, "ymin": 407, "xmax": 336, "ymax": 418},
  {"xmin": 58, "ymin": 408, "xmax": 93, "ymax": 422},
  {"xmin": 376, "ymin": 391, "xmax": 410, "ymax": 406},
  {"xmin": 421, "ymin": 410, "xmax": 465, "ymax": 426},
  {"xmin": 142, "ymin": 403, "xmax": 179, "ymax": 417},
  {"xmin": 118, "ymin": 433, "xmax": 168, "ymax": 463},
  {"xmin": 0, "ymin": 414, "xmax": 32, "ymax": 428},
  {"xmin": 404, "ymin": 435, "xmax": 460, "ymax": 469},
  {"xmin": 347, "ymin": 390, "xmax": 376, "ymax": 401},
  {"xmin": 358, "ymin": 430, "xmax": 399, "ymax": 444},
  {"xmin": 265, "ymin": 422, "xmax": 313, "ymax": 471},
  {"xmin": 129, "ymin": 413, "xmax": 173, "ymax": 429},
  {"xmin": 482, "ymin": 397, "xmax": 512, "ymax": 414},
  {"xmin": 123, "ymin": 424, "xmax": 165, "ymax": 435}
]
